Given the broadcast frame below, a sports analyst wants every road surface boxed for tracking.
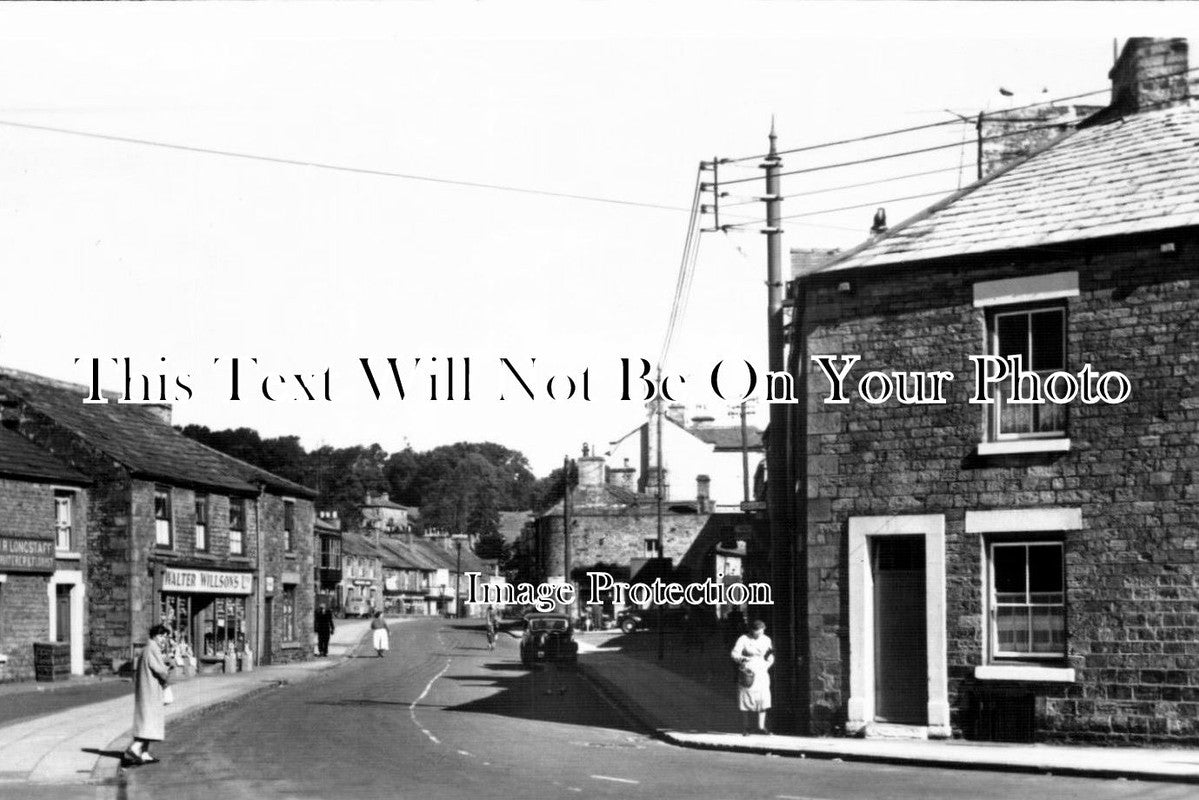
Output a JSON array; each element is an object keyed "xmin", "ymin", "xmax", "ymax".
[{"xmin": 111, "ymin": 619, "xmax": 1189, "ymax": 800}]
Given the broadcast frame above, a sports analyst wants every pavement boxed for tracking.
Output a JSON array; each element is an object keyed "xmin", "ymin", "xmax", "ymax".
[
  {"xmin": 0, "ymin": 616, "xmax": 378, "ymax": 787},
  {"xmin": 575, "ymin": 634, "xmax": 1199, "ymax": 785}
]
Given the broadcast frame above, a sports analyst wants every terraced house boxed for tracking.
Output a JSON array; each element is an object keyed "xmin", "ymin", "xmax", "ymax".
[
  {"xmin": 773, "ymin": 38, "xmax": 1199, "ymax": 744},
  {"xmin": 0, "ymin": 367, "xmax": 318, "ymax": 674}
]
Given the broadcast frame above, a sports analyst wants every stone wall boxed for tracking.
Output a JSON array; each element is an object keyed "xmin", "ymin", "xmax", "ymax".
[
  {"xmin": 259, "ymin": 494, "xmax": 315, "ymax": 663},
  {"xmin": 792, "ymin": 232, "xmax": 1199, "ymax": 744}
]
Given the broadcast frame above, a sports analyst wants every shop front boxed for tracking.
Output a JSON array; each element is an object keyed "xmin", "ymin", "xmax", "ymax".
[{"xmin": 159, "ymin": 567, "xmax": 255, "ymax": 665}]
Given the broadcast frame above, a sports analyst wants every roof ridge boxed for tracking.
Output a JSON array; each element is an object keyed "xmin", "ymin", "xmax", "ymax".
[{"xmin": 811, "ymin": 124, "xmax": 1084, "ymax": 275}]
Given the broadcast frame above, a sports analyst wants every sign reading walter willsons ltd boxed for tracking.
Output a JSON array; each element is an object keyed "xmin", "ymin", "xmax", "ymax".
[{"xmin": 162, "ymin": 567, "xmax": 253, "ymax": 595}]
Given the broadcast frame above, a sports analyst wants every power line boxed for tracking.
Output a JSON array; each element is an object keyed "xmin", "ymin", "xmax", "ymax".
[
  {"xmin": 723, "ymin": 64, "xmax": 1199, "ymax": 164},
  {"xmin": 659, "ymin": 170, "xmax": 704, "ymax": 367},
  {"xmin": 0, "ymin": 118, "xmax": 690, "ymax": 215},
  {"xmin": 721, "ymin": 188, "xmax": 959, "ymax": 229},
  {"xmin": 717, "ymin": 120, "xmax": 1077, "ymax": 186}
]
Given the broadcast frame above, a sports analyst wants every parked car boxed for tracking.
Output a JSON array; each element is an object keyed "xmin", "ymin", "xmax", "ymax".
[
  {"xmin": 616, "ymin": 605, "xmax": 691, "ymax": 634},
  {"xmin": 519, "ymin": 614, "xmax": 579, "ymax": 666},
  {"xmin": 343, "ymin": 597, "xmax": 372, "ymax": 618}
]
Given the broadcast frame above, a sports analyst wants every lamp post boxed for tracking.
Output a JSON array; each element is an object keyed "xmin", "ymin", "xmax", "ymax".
[{"xmin": 451, "ymin": 533, "xmax": 469, "ymax": 618}]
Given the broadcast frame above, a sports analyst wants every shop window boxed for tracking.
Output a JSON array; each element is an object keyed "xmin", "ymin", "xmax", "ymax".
[
  {"xmin": 284, "ymin": 500, "xmax": 295, "ymax": 551},
  {"xmin": 54, "ymin": 492, "xmax": 73, "ymax": 551},
  {"xmin": 195, "ymin": 595, "xmax": 246, "ymax": 656},
  {"xmin": 154, "ymin": 487, "xmax": 173, "ymax": 548},
  {"xmin": 195, "ymin": 494, "xmax": 209, "ymax": 552},
  {"xmin": 281, "ymin": 584, "xmax": 296, "ymax": 642},
  {"xmin": 988, "ymin": 306, "xmax": 1067, "ymax": 441},
  {"xmin": 989, "ymin": 541, "xmax": 1065, "ymax": 659},
  {"xmin": 161, "ymin": 594, "xmax": 192, "ymax": 645},
  {"xmin": 229, "ymin": 498, "xmax": 245, "ymax": 556}
]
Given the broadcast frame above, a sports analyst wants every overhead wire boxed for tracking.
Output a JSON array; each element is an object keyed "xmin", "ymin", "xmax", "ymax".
[
  {"xmin": 659, "ymin": 169, "xmax": 704, "ymax": 368},
  {"xmin": 0, "ymin": 118, "xmax": 692, "ymax": 215},
  {"xmin": 722, "ymin": 64, "xmax": 1199, "ymax": 164}
]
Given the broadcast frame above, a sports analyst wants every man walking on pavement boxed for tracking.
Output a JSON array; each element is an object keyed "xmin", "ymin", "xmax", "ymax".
[{"xmin": 314, "ymin": 600, "xmax": 335, "ymax": 658}]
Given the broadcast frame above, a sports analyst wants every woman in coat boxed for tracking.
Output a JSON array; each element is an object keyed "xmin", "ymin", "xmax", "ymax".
[
  {"xmin": 124, "ymin": 623, "xmax": 172, "ymax": 765},
  {"xmin": 730, "ymin": 619, "xmax": 774, "ymax": 736}
]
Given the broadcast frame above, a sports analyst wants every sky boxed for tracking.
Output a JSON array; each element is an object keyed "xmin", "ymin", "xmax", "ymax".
[{"xmin": 0, "ymin": 3, "xmax": 1195, "ymax": 476}]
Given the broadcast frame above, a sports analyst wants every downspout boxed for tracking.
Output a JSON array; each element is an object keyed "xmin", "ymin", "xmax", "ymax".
[{"xmin": 255, "ymin": 483, "xmax": 265, "ymax": 665}]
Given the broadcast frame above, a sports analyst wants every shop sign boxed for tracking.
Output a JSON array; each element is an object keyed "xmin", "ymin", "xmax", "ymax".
[
  {"xmin": 0, "ymin": 537, "xmax": 54, "ymax": 573},
  {"xmin": 162, "ymin": 567, "xmax": 253, "ymax": 595},
  {"xmin": 353, "ymin": 579, "xmax": 374, "ymax": 587}
]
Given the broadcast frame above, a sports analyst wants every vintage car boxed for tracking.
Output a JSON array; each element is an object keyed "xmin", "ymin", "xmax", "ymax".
[
  {"xmin": 519, "ymin": 614, "xmax": 579, "ymax": 666},
  {"xmin": 615, "ymin": 605, "xmax": 692, "ymax": 634}
]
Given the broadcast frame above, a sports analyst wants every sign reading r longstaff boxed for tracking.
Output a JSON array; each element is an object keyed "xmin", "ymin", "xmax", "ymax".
[
  {"xmin": 464, "ymin": 572, "xmax": 772, "ymax": 613},
  {"xmin": 0, "ymin": 537, "xmax": 55, "ymax": 573}
]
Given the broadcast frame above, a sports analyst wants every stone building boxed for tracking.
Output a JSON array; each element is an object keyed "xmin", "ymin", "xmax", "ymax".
[
  {"xmin": 771, "ymin": 38, "xmax": 1199, "ymax": 744},
  {"xmin": 314, "ymin": 510, "xmax": 343, "ymax": 610},
  {"xmin": 0, "ymin": 368, "xmax": 318, "ymax": 672},
  {"xmin": 524, "ymin": 452, "xmax": 758, "ymax": 620},
  {"xmin": 606, "ymin": 407, "xmax": 764, "ymax": 512},
  {"xmin": 0, "ymin": 428, "xmax": 91, "ymax": 680},
  {"xmin": 339, "ymin": 531, "xmax": 383, "ymax": 614}
]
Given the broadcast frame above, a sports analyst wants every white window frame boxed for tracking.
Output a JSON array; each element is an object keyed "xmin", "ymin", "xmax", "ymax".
[
  {"xmin": 54, "ymin": 491, "xmax": 73, "ymax": 551},
  {"xmin": 194, "ymin": 493, "xmax": 209, "ymax": 552},
  {"xmin": 644, "ymin": 538, "xmax": 661, "ymax": 558},
  {"xmin": 988, "ymin": 540, "xmax": 1066, "ymax": 660},
  {"xmin": 988, "ymin": 305, "xmax": 1068, "ymax": 443},
  {"xmin": 283, "ymin": 499, "xmax": 296, "ymax": 552},
  {"xmin": 229, "ymin": 497, "xmax": 245, "ymax": 556},
  {"xmin": 154, "ymin": 487, "xmax": 173, "ymax": 548}
]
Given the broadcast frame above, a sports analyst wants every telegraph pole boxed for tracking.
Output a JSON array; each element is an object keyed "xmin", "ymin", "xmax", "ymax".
[
  {"xmin": 762, "ymin": 120, "xmax": 796, "ymax": 731},
  {"xmin": 563, "ymin": 455, "xmax": 572, "ymax": 594},
  {"xmin": 739, "ymin": 401, "xmax": 751, "ymax": 502},
  {"xmin": 655, "ymin": 366, "xmax": 666, "ymax": 661}
]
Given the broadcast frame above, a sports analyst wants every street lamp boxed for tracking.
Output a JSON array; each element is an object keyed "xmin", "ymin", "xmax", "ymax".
[{"xmin": 451, "ymin": 533, "xmax": 469, "ymax": 618}]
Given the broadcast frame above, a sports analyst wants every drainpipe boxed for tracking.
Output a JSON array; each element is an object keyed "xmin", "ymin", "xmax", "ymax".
[{"xmin": 255, "ymin": 484, "xmax": 265, "ymax": 666}]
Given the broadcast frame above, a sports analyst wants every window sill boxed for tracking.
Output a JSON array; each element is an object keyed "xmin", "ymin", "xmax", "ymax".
[
  {"xmin": 280, "ymin": 642, "xmax": 303, "ymax": 650},
  {"xmin": 975, "ymin": 665, "xmax": 1075, "ymax": 682},
  {"xmin": 228, "ymin": 555, "xmax": 250, "ymax": 563},
  {"xmin": 977, "ymin": 438, "xmax": 1070, "ymax": 456},
  {"xmin": 0, "ymin": 654, "xmax": 8, "ymax": 664},
  {"xmin": 55, "ymin": 551, "xmax": 82, "ymax": 561}
]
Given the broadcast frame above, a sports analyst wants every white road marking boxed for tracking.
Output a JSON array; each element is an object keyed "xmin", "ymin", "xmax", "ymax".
[
  {"xmin": 591, "ymin": 775, "xmax": 640, "ymax": 785},
  {"xmin": 409, "ymin": 657, "xmax": 452, "ymax": 746}
]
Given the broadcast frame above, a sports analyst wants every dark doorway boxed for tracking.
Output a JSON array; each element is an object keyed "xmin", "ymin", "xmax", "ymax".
[
  {"xmin": 55, "ymin": 585, "xmax": 72, "ymax": 655},
  {"xmin": 872, "ymin": 536, "xmax": 927, "ymax": 725}
]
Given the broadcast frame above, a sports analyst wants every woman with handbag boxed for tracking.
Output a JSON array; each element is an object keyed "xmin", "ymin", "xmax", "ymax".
[
  {"xmin": 124, "ymin": 623, "xmax": 173, "ymax": 766},
  {"xmin": 730, "ymin": 619, "xmax": 774, "ymax": 736}
]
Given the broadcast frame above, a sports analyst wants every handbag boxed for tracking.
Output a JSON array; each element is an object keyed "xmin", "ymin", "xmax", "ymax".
[
  {"xmin": 162, "ymin": 686, "xmax": 175, "ymax": 705},
  {"xmin": 737, "ymin": 663, "xmax": 755, "ymax": 688}
]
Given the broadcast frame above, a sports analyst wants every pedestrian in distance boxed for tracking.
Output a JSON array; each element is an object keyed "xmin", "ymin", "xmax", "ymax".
[
  {"xmin": 370, "ymin": 610, "xmax": 390, "ymax": 657},
  {"xmin": 314, "ymin": 600, "xmax": 336, "ymax": 657},
  {"xmin": 484, "ymin": 605, "xmax": 497, "ymax": 652},
  {"xmin": 123, "ymin": 623, "xmax": 173, "ymax": 766},
  {"xmin": 731, "ymin": 619, "xmax": 774, "ymax": 736}
]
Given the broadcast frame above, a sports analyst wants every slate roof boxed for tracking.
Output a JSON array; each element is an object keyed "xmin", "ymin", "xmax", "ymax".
[
  {"xmin": 341, "ymin": 531, "xmax": 381, "ymax": 559},
  {"xmin": 0, "ymin": 368, "xmax": 316, "ymax": 498},
  {"xmin": 689, "ymin": 425, "xmax": 764, "ymax": 451},
  {"xmin": 819, "ymin": 102, "xmax": 1199, "ymax": 273},
  {"xmin": 0, "ymin": 428, "xmax": 90, "ymax": 485}
]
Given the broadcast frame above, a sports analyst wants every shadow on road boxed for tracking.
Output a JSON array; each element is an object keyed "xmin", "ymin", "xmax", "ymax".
[{"xmin": 440, "ymin": 660, "xmax": 642, "ymax": 734}]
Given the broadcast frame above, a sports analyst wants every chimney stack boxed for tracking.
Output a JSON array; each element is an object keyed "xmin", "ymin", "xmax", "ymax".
[
  {"xmin": 1109, "ymin": 38, "xmax": 1191, "ymax": 116},
  {"xmin": 665, "ymin": 403, "xmax": 686, "ymax": 426},
  {"xmin": 576, "ymin": 453, "xmax": 606, "ymax": 488},
  {"xmin": 644, "ymin": 466, "xmax": 670, "ymax": 499},
  {"xmin": 696, "ymin": 474, "xmax": 711, "ymax": 512},
  {"xmin": 143, "ymin": 403, "xmax": 172, "ymax": 425},
  {"xmin": 606, "ymin": 458, "xmax": 638, "ymax": 492}
]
